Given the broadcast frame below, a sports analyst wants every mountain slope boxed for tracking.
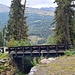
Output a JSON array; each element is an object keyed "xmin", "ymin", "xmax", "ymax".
[
  {"xmin": 26, "ymin": 7, "xmax": 54, "ymax": 16},
  {"xmin": 0, "ymin": 4, "xmax": 55, "ymax": 44},
  {"xmin": 0, "ymin": 4, "xmax": 55, "ymax": 15},
  {"xmin": 0, "ymin": 4, "xmax": 9, "ymax": 12},
  {"xmin": 40, "ymin": 7, "xmax": 55, "ymax": 11}
]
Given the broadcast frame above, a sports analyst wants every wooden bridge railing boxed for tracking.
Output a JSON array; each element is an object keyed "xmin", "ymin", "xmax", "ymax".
[{"xmin": 8, "ymin": 45, "xmax": 70, "ymax": 57}]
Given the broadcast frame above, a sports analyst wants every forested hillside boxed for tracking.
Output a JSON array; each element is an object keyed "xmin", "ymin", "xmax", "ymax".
[
  {"xmin": 0, "ymin": 4, "xmax": 55, "ymax": 44},
  {"xmin": 0, "ymin": 4, "xmax": 9, "ymax": 12},
  {"xmin": 26, "ymin": 13, "xmax": 54, "ymax": 38},
  {"xmin": 0, "ymin": 12, "xmax": 9, "ymax": 29}
]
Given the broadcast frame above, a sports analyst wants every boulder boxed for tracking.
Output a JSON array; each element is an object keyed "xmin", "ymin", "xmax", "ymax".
[
  {"xmin": 39, "ymin": 58, "xmax": 56, "ymax": 64},
  {"xmin": 39, "ymin": 58, "xmax": 50, "ymax": 64},
  {"xmin": 28, "ymin": 66, "xmax": 39, "ymax": 75},
  {"xmin": 48, "ymin": 58, "xmax": 56, "ymax": 61}
]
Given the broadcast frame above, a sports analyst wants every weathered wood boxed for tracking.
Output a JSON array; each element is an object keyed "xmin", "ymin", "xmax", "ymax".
[
  {"xmin": 8, "ymin": 45, "xmax": 70, "ymax": 57},
  {"xmin": 8, "ymin": 45, "xmax": 70, "ymax": 73},
  {"xmin": 56, "ymin": 45, "xmax": 58, "ymax": 56},
  {"xmin": 38, "ymin": 46, "xmax": 41, "ymax": 56},
  {"xmin": 22, "ymin": 57, "xmax": 25, "ymax": 72}
]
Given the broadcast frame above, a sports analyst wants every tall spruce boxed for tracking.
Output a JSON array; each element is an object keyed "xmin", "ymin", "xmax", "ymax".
[
  {"xmin": 54, "ymin": 0, "xmax": 75, "ymax": 45},
  {"xmin": 6, "ymin": 0, "xmax": 28, "ymax": 41}
]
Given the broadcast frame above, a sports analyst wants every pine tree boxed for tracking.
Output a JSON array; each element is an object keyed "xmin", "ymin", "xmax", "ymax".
[
  {"xmin": 54, "ymin": 0, "xmax": 75, "ymax": 45},
  {"xmin": 6, "ymin": 0, "xmax": 28, "ymax": 41},
  {"xmin": 0, "ymin": 31, "xmax": 3, "ymax": 46}
]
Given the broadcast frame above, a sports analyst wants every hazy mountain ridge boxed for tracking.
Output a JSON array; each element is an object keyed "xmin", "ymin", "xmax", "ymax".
[
  {"xmin": 40, "ymin": 7, "xmax": 55, "ymax": 11},
  {"xmin": 0, "ymin": 4, "xmax": 55, "ymax": 15},
  {"xmin": 0, "ymin": 4, "xmax": 10, "ymax": 12},
  {"xmin": 26, "ymin": 7, "xmax": 54, "ymax": 16}
]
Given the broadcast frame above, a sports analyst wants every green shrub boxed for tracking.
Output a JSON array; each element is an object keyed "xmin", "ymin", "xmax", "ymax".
[
  {"xmin": 65, "ymin": 50, "xmax": 73, "ymax": 56},
  {"xmin": 65, "ymin": 47, "xmax": 75, "ymax": 56},
  {"xmin": 8, "ymin": 38, "xmax": 15, "ymax": 47},
  {"xmin": 0, "ymin": 53, "xmax": 8, "ymax": 59},
  {"xmin": 31, "ymin": 56, "xmax": 44, "ymax": 66},
  {"xmin": 14, "ymin": 39, "xmax": 31, "ymax": 46},
  {"xmin": 0, "ymin": 66, "xmax": 7, "ymax": 71},
  {"xmin": 8, "ymin": 38, "xmax": 31, "ymax": 47},
  {"xmin": 16, "ymin": 71, "xmax": 25, "ymax": 75}
]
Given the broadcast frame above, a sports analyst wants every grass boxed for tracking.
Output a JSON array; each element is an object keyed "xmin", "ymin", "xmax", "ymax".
[
  {"xmin": 0, "ymin": 66, "xmax": 7, "ymax": 71},
  {"xmin": 34, "ymin": 56, "xmax": 75, "ymax": 75},
  {"xmin": 0, "ymin": 52, "xmax": 8, "ymax": 59},
  {"xmin": 31, "ymin": 56, "xmax": 44, "ymax": 66},
  {"xmin": 0, "ymin": 52, "xmax": 17, "ymax": 75},
  {"xmin": 28, "ymin": 35, "xmax": 43, "ymax": 45},
  {"xmin": 64, "ymin": 47, "xmax": 75, "ymax": 56},
  {"xmin": 0, "ymin": 52, "xmax": 9, "ymax": 72}
]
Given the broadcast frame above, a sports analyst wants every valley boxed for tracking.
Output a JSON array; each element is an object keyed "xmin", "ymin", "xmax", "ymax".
[{"xmin": 0, "ymin": 4, "xmax": 55, "ymax": 44}]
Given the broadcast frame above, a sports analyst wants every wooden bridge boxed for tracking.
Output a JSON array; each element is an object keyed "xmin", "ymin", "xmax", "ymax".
[
  {"xmin": 8, "ymin": 44, "xmax": 70, "ymax": 57},
  {"xmin": 7, "ymin": 44, "xmax": 70, "ymax": 73}
]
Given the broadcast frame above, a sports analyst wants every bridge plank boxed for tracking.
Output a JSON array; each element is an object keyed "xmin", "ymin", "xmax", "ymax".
[{"xmin": 8, "ymin": 45, "xmax": 70, "ymax": 57}]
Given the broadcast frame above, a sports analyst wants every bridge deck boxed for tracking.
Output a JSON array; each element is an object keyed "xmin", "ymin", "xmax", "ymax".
[
  {"xmin": 7, "ymin": 45, "xmax": 70, "ymax": 73},
  {"xmin": 8, "ymin": 45, "xmax": 69, "ymax": 57}
]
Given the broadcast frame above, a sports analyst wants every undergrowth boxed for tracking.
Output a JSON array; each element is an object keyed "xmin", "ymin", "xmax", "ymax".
[
  {"xmin": 64, "ymin": 47, "xmax": 75, "ymax": 56},
  {"xmin": 0, "ymin": 52, "xmax": 8, "ymax": 59},
  {"xmin": 31, "ymin": 56, "xmax": 44, "ymax": 66}
]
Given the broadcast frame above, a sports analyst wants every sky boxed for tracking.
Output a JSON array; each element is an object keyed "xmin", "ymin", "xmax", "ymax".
[{"xmin": 0, "ymin": 0, "xmax": 57, "ymax": 8}]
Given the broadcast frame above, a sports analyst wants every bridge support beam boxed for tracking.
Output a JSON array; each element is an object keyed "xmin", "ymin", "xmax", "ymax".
[
  {"xmin": 22, "ymin": 57, "xmax": 25, "ymax": 73},
  {"xmin": 56, "ymin": 45, "xmax": 58, "ymax": 56}
]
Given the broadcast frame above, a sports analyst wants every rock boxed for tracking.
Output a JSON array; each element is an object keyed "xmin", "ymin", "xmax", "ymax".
[
  {"xmin": 28, "ymin": 72, "xmax": 34, "ymax": 75},
  {"xmin": 0, "ymin": 58, "xmax": 9, "ymax": 63},
  {"xmin": 3, "ymin": 58, "xmax": 9, "ymax": 62},
  {"xmin": 28, "ymin": 58, "xmax": 56, "ymax": 75},
  {"xmin": 39, "ymin": 58, "xmax": 56, "ymax": 64},
  {"xmin": 6, "ymin": 71, "xmax": 11, "ymax": 75},
  {"xmin": 6, "ymin": 67, "xmax": 11, "ymax": 71},
  {"xmin": 0, "ymin": 60, "xmax": 6, "ymax": 64},
  {"xmin": 30, "ymin": 66, "xmax": 38, "ymax": 72},
  {"xmin": 28, "ymin": 66, "xmax": 39, "ymax": 75},
  {"xmin": 48, "ymin": 58, "xmax": 56, "ymax": 61},
  {"xmin": 1, "ymin": 71, "xmax": 6, "ymax": 75},
  {"xmin": 39, "ymin": 58, "xmax": 50, "ymax": 64}
]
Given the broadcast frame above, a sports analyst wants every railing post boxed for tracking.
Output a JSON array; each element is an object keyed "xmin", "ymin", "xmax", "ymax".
[
  {"xmin": 30, "ymin": 47, "xmax": 32, "ymax": 56},
  {"xmin": 38, "ymin": 46, "xmax": 41, "ymax": 56},
  {"xmin": 56, "ymin": 45, "xmax": 58, "ymax": 56},
  {"xmin": 8, "ymin": 48, "xmax": 11, "ymax": 54},
  {"xmin": 15, "ymin": 47, "xmax": 17, "ymax": 57},
  {"xmin": 64, "ymin": 45, "xmax": 68, "ymax": 50},
  {"xmin": 47, "ymin": 46, "xmax": 49, "ymax": 56},
  {"xmin": 22, "ymin": 57, "xmax": 25, "ymax": 73},
  {"xmin": 22, "ymin": 47, "xmax": 25, "ymax": 57}
]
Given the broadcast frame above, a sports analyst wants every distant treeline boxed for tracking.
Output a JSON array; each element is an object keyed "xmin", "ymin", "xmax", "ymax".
[{"xmin": 0, "ymin": 13, "xmax": 54, "ymax": 39}]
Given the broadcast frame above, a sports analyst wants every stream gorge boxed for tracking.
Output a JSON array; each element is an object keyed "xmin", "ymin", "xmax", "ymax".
[{"xmin": 0, "ymin": 53, "xmax": 56, "ymax": 75}]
